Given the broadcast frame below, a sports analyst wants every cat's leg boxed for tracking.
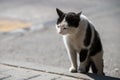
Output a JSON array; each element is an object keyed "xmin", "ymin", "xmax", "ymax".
[
  {"xmin": 63, "ymin": 37, "xmax": 77, "ymax": 72},
  {"xmin": 90, "ymin": 51, "xmax": 104, "ymax": 75},
  {"xmin": 79, "ymin": 49, "xmax": 90, "ymax": 73},
  {"xmin": 67, "ymin": 50, "xmax": 77, "ymax": 73}
]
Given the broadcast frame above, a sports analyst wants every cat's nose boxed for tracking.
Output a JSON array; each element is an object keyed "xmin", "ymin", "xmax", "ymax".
[{"xmin": 59, "ymin": 31, "xmax": 62, "ymax": 34}]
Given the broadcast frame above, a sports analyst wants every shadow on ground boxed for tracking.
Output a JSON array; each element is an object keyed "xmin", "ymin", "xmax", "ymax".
[{"xmin": 86, "ymin": 73, "xmax": 120, "ymax": 80}]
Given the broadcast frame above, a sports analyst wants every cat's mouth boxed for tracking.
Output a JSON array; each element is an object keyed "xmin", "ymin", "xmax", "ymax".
[
  {"xmin": 58, "ymin": 31, "xmax": 67, "ymax": 35},
  {"xmin": 58, "ymin": 31, "xmax": 64, "ymax": 35}
]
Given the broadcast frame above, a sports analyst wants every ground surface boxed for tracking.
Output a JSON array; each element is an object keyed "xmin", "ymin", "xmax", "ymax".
[{"xmin": 0, "ymin": 0, "xmax": 120, "ymax": 78}]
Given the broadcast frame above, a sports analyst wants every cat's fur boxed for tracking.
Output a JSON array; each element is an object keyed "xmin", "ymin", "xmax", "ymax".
[{"xmin": 56, "ymin": 8, "xmax": 104, "ymax": 75}]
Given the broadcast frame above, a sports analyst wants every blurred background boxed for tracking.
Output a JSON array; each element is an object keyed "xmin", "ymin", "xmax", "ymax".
[{"xmin": 0, "ymin": 0, "xmax": 120, "ymax": 78}]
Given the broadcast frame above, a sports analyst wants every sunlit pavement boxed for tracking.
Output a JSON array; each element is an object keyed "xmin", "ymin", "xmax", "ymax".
[{"xmin": 0, "ymin": 19, "xmax": 31, "ymax": 32}]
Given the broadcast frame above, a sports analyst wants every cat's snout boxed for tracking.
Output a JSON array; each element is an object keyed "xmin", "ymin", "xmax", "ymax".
[
  {"xmin": 58, "ymin": 29, "xmax": 62, "ymax": 34},
  {"xmin": 59, "ymin": 31, "xmax": 62, "ymax": 34}
]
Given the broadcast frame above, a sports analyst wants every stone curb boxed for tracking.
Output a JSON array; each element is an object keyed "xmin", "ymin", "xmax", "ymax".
[{"xmin": 0, "ymin": 60, "xmax": 119, "ymax": 80}]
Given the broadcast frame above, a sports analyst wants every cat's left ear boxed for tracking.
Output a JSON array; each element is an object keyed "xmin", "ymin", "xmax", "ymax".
[
  {"xmin": 77, "ymin": 11, "xmax": 82, "ymax": 16},
  {"xmin": 56, "ymin": 8, "xmax": 65, "ymax": 17}
]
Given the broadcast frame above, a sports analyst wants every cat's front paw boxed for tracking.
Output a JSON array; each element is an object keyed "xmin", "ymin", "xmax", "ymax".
[{"xmin": 69, "ymin": 67, "xmax": 77, "ymax": 73}]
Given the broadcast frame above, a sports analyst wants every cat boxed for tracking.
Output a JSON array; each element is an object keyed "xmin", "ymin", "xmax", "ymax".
[{"xmin": 56, "ymin": 8, "xmax": 104, "ymax": 75}]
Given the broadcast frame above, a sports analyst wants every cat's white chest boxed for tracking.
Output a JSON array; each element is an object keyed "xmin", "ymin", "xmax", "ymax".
[
  {"xmin": 63, "ymin": 34, "xmax": 84, "ymax": 53},
  {"xmin": 71, "ymin": 38, "xmax": 83, "ymax": 52}
]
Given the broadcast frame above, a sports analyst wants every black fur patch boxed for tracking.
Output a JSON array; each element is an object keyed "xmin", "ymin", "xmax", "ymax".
[
  {"xmin": 84, "ymin": 22, "xmax": 92, "ymax": 47},
  {"xmin": 86, "ymin": 61, "xmax": 91, "ymax": 72},
  {"xmin": 65, "ymin": 12, "xmax": 80, "ymax": 28},
  {"xmin": 91, "ymin": 61, "xmax": 98, "ymax": 74},
  {"xmin": 57, "ymin": 14, "xmax": 65, "ymax": 24},
  {"xmin": 90, "ymin": 29, "xmax": 102, "ymax": 56},
  {"xmin": 80, "ymin": 49, "xmax": 88, "ymax": 62}
]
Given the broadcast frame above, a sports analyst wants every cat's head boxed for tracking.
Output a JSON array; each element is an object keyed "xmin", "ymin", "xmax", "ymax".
[{"xmin": 56, "ymin": 8, "xmax": 82, "ymax": 35}]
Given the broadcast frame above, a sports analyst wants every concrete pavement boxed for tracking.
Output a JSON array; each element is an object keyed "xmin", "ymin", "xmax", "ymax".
[{"xmin": 0, "ymin": 0, "xmax": 120, "ymax": 79}]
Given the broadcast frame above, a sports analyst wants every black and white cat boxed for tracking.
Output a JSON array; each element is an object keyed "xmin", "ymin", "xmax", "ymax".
[{"xmin": 56, "ymin": 8, "xmax": 104, "ymax": 75}]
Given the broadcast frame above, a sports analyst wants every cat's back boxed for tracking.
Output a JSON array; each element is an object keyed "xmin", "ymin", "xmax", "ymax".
[
  {"xmin": 80, "ymin": 14, "xmax": 88, "ymax": 20},
  {"xmin": 80, "ymin": 14, "xmax": 91, "ymax": 25}
]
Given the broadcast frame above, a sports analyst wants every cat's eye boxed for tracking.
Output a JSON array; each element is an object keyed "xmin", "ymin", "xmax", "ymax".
[
  {"xmin": 57, "ymin": 25, "xmax": 60, "ymax": 28},
  {"xmin": 63, "ymin": 28, "xmax": 67, "ymax": 29}
]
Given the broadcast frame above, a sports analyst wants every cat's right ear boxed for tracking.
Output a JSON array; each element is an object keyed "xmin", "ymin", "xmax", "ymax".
[
  {"xmin": 56, "ymin": 8, "xmax": 64, "ymax": 17},
  {"xmin": 77, "ymin": 11, "xmax": 82, "ymax": 16}
]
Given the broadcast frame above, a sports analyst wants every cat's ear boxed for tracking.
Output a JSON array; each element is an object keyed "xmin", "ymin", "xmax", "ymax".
[
  {"xmin": 56, "ymin": 8, "xmax": 64, "ymax": 17},
  {"xmin": 77, "ymin": 11, "xmax": 82, "ymax": 16}
]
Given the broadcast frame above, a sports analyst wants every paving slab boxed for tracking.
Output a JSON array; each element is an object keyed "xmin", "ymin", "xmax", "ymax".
[{"xmin": 0, "ymin": 64, "xmax": 83, "ymax": 80}]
